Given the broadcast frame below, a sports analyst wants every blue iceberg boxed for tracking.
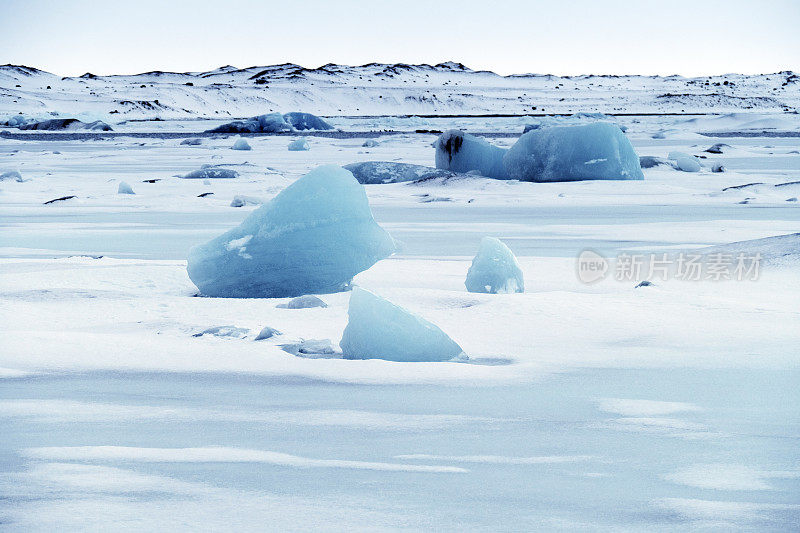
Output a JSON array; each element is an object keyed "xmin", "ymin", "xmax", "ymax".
[
  {"xmin": 504, "ymin": 122, "xmax": 644, "ymax": 182},
  {"xmin": 465, "ymin": 237, "xmax": 524, "ymax": 294},
  {"xmin": 283, "ymin": 112, "xmax": 333, "ymax": 131},
  {"xmin": 288, "ymin": 137, "xmax": 310, "ymax": 151},
  {"xmin": 435, "ymin": 130, "xmax": 508, "ymax": 179},
  {"xmin": 187, "ymin": 165, "xmax": 395, "ymax": 298},
  {"xmin": 231, "ymin": 137, "xmax": 252, "ymax": 151},
  {"xmin": 206, "ymin": 113, "xmax": 292, "ymax": 134},
  {"xmin": 117, "ymin": 181, "xmax": 135, "ymax": 194},
  {"xmin": 340, "ymin": 288, "xmax": 465, "ymax": 362}
]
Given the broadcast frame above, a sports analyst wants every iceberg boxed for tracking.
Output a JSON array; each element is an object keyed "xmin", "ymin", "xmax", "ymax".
[
  {"xmin": 276, "ymin": 295, "xmax": 327, "ymax": 309},
  {"xmin": 0, "ymin": 170, "xmax": 24, "ymax": 182},
  {"xmin": 206, "ymin": 113, "xmax": 292, "ymax": 134},
  {"xmin": 283, "ymin": 112, "xmax": 333, "ymax": 131},
  {"xmin": 230, "ymin": 195, "xmax": 263, "ymax": 207},
  {"xmin": 187, "ymin": 165, "xmax": 395, "ymax": 298},
  {"xmin": 504, "ymin": 122, "xmax": 644, "ymax": 182},
  {"xmin": 465, "ymin": 237, "xmax": 524, "ymax": 294},
  {"xmin": 117, "ymin": 181, "xmax": 135, "ymax": 194},
  {"xmin": 362, "ymin": 139, "xmax": 380, "ymax": 148},
  {"xmin": 435, "ymin": 130, "xmax": 508, "ymax": 179},
  {"xmin": 254, "ymin": 326, "xmax": 281, "ymax": 340},
  {"xmin": 343, "ymin": 161, "xmax": 455, "ymax": 184},
  {"xmin": 231, "ymin": 137, "xmax": 252, "ymax": 151},
  {"xmin": 341, "ymin": 288, "xmax": 465, "ymax": 362},
  {"xmin": 182, "ymin": 167, "xmax": 239, "ymax": 179},
  {"xmin": 668, "ymin": 151, "xmax": 701, "ymax": 172},
  {"xmin": 180, "ymin": 138, "xmax": 203, "ymax": 146},
  {"xmin": 288, "ymin": 137, "xmax": 310, "ymax": 151},
  {"xmin": 17, "ymin": 118, "xmax": 112, "ymax": 131}
]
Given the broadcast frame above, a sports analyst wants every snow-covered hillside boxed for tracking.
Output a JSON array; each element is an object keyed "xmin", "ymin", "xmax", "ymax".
[{"xmin": 1, "ymin": 62, "xmax": 798, "ymax": 120}]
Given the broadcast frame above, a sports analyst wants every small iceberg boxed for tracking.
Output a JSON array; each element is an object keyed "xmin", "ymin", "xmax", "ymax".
[
  {"xmin": 465, "ymin": 237, "xmax": 524, "ymax": 294},
  {"xmin": 288, "ymin": 137, "xmax": 310, "ymax": 151},
  {"xmin": 117, "ymin": 181, "xmax": 135, "ymax": 194},
  {"xmin": 340, "ymin": 288, "xmax": 465, "ymax": 362},
  {"xmin": 231, "ymin": 137, "xmax": 252, "ymax": 151}
]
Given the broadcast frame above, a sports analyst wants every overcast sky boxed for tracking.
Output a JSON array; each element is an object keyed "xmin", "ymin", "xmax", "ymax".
[{"xmin": 2, "ymin": 0, "xmax": 798, "ymax": 77}]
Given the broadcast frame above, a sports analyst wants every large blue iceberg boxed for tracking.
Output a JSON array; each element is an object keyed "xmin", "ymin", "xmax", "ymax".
[
  {"xmin": 435, "ymin": 130, "xmax": 509, "ymax": 179},
  {"xmin": 187, "ymin": 165, "xmax": 395, "ymax": 298},
  {"xmin": 465, "ymin": 237, "xmax": 524, "ymax": 294},
  {"xmin": 504, "ymin": 122, "xmax": 644, "ymax": 182},
  {"xmin": 340, "ymin": 288, "xmax": 465, "ymax": 362},
  {"xmin": 283, "ymin": 112, "xmax": 333, "ymax": 131}
]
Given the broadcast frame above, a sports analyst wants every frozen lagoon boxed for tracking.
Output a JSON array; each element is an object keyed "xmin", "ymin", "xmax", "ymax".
[{"xmin": 1, "ymin": 115, "xmax": 799, "ymax": 530}]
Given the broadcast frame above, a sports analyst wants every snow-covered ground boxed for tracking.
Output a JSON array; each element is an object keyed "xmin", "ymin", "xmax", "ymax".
[{"xmin": 1, "ymin": 115, "xmax": 799, "ymax": 531}]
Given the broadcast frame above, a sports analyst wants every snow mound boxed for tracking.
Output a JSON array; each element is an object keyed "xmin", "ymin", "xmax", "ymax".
[
  {"xmin": 504, "ymin": 122, "xmax": 643, "ymax": 182},
  {"xmin": 182, "ymin": 167, "xmax": 238, "ymax": 179},
  {"xmin": 230, "ymin": 195, "xmax": 263, "ymax": 207},
  {"xmin": 0, "ymin": 170, "xmax": 24, "ymax": 182},
  {"xmin": 117, "ymin": 181, "xmax": 135, "ymax": 194},
  {"xmin": 465, "ymin": 237, "xmax": 524, "ymax": 294},
  {"xmin": 699, "ymin": 233, "xmax": 800, "ymax": 268},
  {"xmin": 340, "ymin": 287, "xmax": 465, "ymax": 362},
  {"xmin": 668, "ymin": 152, "xmax": 702, "ymax": 172},
  {"xmin": 206, "ymin": 113, "xmax": 292, "ymax": 134},
  {"xmin": 283, "ymin": 112, "xmax": 333, "ymax": 131},
  {"xmin": 288, "ymin": 137, "xmax": 310, "ymax": 151},
  {"xmin": 231, "ymin": 138, "xmax": 251, "ymax": 151},
  {"xmin": 435, "ymin": 130, "xmax": 509, "ymax": 179},
  {"xmin": 187, "ymin": 165, "xmax": 395, "ymax": 298},
  {"xmin": 254, "ymin": 326, "xmax": 281, "ymax": 340},
  {"xmin": 277, "ymin": 295, "xmax": 328, "ymax": 309},
  {"xmin": 343, "ymin": 161, "xmax": 455, "ymax": 184}
]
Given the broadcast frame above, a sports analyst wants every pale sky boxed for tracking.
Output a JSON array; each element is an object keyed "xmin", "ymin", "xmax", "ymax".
[{"xmin": 2, "ymin": 0, "xmax": 798, "ymax": 77}]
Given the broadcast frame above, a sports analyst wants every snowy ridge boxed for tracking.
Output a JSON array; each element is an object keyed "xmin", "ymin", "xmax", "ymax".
[{"xmin": 1, "ymin": 62, "xmax": 798, "ymax": 120}]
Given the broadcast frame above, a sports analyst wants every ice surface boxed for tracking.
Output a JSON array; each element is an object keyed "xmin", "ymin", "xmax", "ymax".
[
  {"xmin": 181, "ymin": 167, "xmax": 238, "ymax": 179},
  {"xmin": 668, "ymin": 151, "xmax": 702, "ymax": 172},
  {"xmin": 343, "ymin": 161, "xmax": 454, "ymax": 184},
  {"xmin": 283, "ymin": 112, "xmax": 333, "ymax": 131},
  {"xmin": 276, "ymin": 295, "xmax": 328, "ymax": 309},
  {"xmin": 288, "ymin": 137, "xmax": 310, "ymax": 151},
  {"xmin": 465, "ymin": 237, "xmax": 524, "ymax": 294},
  {"xmin": 186, "ymin": 165, "xmax": 395, "ymax": 298},
  {"xmin": 340, "ymin": 287, "xmax": 465, "ymax": 362},
  {"xmin": 117, "ymin": 181, "xmax": 135, "ymax": 194},
  {"xmin": 231, "ymin": 137, "xmax": 251, "ymax": 151},
  {"xmin": 435, "ymin": 130, "xmax": 509, "ymax": 179},
  {"xmin": 504, "ymin": 122, "xmax": 644, "ymax": 182}
]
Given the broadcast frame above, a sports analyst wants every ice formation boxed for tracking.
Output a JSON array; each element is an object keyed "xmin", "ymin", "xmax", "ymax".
[
  {"xmin": 343, "ymin": 161, "xmax": 454, "ymax": 184},
  {"xmin": 206, "ymin": 113, "xmax": 292, "ymax": 134},
  {"xmin": 0, "ymin": 170, "xmax": 24, "ymax": 182},
  {"xmin": 435, "ymin": 130, "xmax": 508, "ymax": 179},
  {"xmin": 639, "ymin": 156, "xmax": 674, "ymax": 169},
  {"xmin": 668, "ymin": 151, "xmax": 702, "ymax": 172},
  {"xmin": 192, "ymin": 325, "xmax": 249, "ymax": 338},
  {"xmin": 362, "ymin": 139, "xmax": 380, "ymax": 148},
  {"xmin": 283, "ymin": 112, "xmax": 333, "ymax": 131},
  {"xmin": 117, "ymin": 181, "xmax": 135, "ymax": 194},
  {"xmin": 254, "ymin": 326, "xmax": 281, "ymax": 340},
  {"xmin": 17, "ymin": 118, "xmax": 112, "ymax": 131},
  {"xmin": 504, "ymin": 123, "xmax": 644, "ymax": 182},
  {"xmin": 182, "ymin": 167, "xmax": 239, "ymax": 179},
  {"xmin": 277, "ymin": 295, "xmax": 328, "ymax": 309},
  {"xmin": 465, "ymin": 237, "xmax": 524, "ymax": 294},
  {"xmin": 282, "ymin": 339, "xmax": 338, "ymax": 358},
  {"xmin": 230, "ymin": 195, "xmax": 263, "ymax": 207},
  {"xmin": 231, "ymin": 138, "xmax": 252, "ymax": 151},
  {"xmin": 340, "ymin": 288, "xmax": 465, "ymax": 362},
  {"xmin": 288, "ymin": 137, "xmax": 310, "ymax": 151},
  {"xmin": 180, "ymin": 138, "xmax": 203, "ymax": 146},
  {"xmin": 187, "ymin": 165, "xmax": 395, "ymax": 298}
]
